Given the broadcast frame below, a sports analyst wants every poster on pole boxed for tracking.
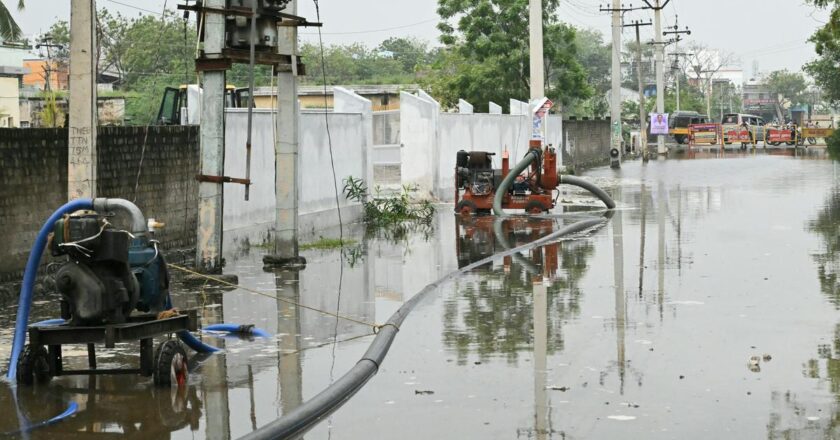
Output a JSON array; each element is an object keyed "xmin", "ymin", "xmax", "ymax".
[
  {"xmin": 650, "ymin": 113, "xmax": 669, "ymax": 135},
  {"xmin": 531, "ymin": 98, "xmax": 553, "ymax": 141}
]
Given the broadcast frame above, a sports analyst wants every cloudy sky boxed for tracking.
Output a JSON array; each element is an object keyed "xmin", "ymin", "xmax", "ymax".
[{"xmin": 10, "ymin": 0, "xmax": 830, "ymax": 76}]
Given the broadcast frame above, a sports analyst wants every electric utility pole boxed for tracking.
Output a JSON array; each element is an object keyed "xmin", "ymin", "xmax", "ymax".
[
  {"xmin": 694, "ymin": 67, "xmax": 716, "ymax": 118},
  {"xmin": 642, "ymin": 0, "xmax": 670, "ymax": 155},
  {"xmin": 623, "ymin": 20, "xmax": 651, "ymax": 158},
  {"xmin": 529, "ymin": 0, "xmax": 544, "ymax": 100},
  {"xmin": 273, "ymin": 0, "xmax": 305, "ymax": 265},
  {"xmin": 36, "ymin": 38, "xmax": 63, "ymax": 93},
  {"xmin": 180, "ymin": 0, "xmax": 317, "ymax": 270},
  {"xmin": 670, "ymin": 51, "xmax": 692, "ymax": 112},
  {"xmin": 68, "ymin": 0, "xmax": 97, "ymax": 200},
  {"xmin": 601, "ymin": 2, "xmax": 640, "ymax": 163},
  {"xmin": 194, "ymin": 0, "xmax": 227, "ymax": 273},
  {"xmin": 663, "ymin": 18, "xmax": 691, "ymax": 111},
  {"xmin": 37, "ymin": 37, "xmax": 64, "ymax": 128}
]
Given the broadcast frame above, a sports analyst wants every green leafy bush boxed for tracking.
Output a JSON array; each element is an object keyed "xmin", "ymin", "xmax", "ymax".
[{"xmin": 342, "ymin": 176, "xmax": 435, "ymax": 226}]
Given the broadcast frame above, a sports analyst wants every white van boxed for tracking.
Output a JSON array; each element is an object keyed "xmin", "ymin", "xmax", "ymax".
[{"xmin": 722, "ymin": 113, "xmax": 766, "ymax": 145}]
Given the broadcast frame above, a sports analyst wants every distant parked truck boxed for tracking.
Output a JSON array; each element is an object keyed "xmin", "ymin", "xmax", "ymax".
[
  {"xmin": 669, "ymin": 111, "xmax": 709, "ymax": 144},
  {"xmin": 156, "ymin": 84, "xmax": 250, "ymax": 125}
]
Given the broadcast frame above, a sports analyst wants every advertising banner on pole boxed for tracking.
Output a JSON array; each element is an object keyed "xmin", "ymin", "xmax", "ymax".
[
  {"xmin": 650, "ymin": 113, "xmax": 669, "ymax": 135},
  {"xmin": 531, "ymin": 98, "xmax": 553, "ymax": 141}
]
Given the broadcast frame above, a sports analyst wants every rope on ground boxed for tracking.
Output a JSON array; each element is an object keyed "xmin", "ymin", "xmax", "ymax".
[{"xmin": 166, "ymin": 263, "xmax": 382, "ymax": 331}]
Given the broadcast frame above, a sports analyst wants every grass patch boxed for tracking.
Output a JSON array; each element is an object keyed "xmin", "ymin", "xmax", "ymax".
[{"xmin": 300, "ymin": 237, "xmax": 357, "ymax": 251}]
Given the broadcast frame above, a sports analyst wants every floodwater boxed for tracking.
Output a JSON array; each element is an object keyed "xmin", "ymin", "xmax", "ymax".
[{"xmin": 3, "ymin": 147, "xmax": 840, "ymax": 438}]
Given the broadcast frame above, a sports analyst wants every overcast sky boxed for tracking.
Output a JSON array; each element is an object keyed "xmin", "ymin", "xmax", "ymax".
[{"xmin": 10, "ymin": 0, "xmax": 830, "ymax": 77}]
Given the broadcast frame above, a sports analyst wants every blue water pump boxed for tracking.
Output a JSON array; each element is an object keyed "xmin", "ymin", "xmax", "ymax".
[{"xmin": 49, "ymin": 199, "xmax": 169, "ymax": 325}]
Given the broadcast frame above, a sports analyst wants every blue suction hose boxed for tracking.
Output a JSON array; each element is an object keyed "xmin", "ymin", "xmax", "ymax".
[
  {"xmin": 204, "ymin": 323, "xmax": 271, "ymax": 338},
  {"xmin": 164, "ymin": 296, "xmax": 221, "ymax": 353},
  {"xmin": 7, "ymin": 198, "xmax": 94, "ymax": 381},
  {"xmin": 4, "ymin": 401, "xmax": 79, "ymax": 436}
]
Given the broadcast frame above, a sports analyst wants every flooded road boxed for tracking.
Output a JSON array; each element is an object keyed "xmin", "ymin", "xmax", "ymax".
[{"xmin": 3, "ymin": 148, "xmax": 840, "ymax": 438}]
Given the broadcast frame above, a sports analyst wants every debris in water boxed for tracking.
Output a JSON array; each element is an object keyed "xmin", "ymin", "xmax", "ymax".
[
  {"xmin": 546, "ymin": 385, "xmax": 570, "ymax": 392},
  {"xmin": 607, "ymin": 415, "xmax": 636, "ymax": 421},
  {"xmin": 807, "ymin": 416, "xmax": 820, "ymax": 421}
]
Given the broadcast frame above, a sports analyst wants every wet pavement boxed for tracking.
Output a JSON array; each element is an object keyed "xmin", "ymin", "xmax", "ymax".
[{"xmin": 3, "ymin": 147, "xmax": 840, "ymax": 438}]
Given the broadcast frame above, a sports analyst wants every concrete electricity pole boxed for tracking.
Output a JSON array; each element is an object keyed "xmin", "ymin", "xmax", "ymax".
[
  {"xmin": 195, "ymin": 0, "xmax": 227, "ymax": 272},
  {"xmin": 642, "ymin": 0, "xmax": 669, "ymax": 155},
  {"xmin": 529, "ymin": 0, "xmax": 545, "ymax": 100},
  {"xmin": 68, "ymin": 0, "xmax": 97, "ymax": 200},
  {"xmin": 623, "ymin": 20, "xmax": 652, "ymax": 157},
  {"xmin": 609, "ymin": 0, "xmax": 622, "ymax": 159},
  {"xmin": 272, "ymin": 0, "xmax": 304, "ymax": 264}
]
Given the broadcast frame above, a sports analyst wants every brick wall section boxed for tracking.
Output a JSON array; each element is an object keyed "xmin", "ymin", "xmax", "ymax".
[
  {"xmin": 562, "ymin": 118, "xmax": 611, "ymax": 170},
  {"xmin": 0, "ymin": 126, "xmax": 199, "ymax": 281},
  {"xmin": 0, "ymin": 129, "xmax": 68, "ymax": 281},
  {"xmin": 97, "ymin": 126, "xmax": 199, "ymax": 250}
]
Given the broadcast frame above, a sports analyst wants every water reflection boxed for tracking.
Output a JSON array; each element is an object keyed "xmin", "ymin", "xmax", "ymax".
[
  {"xmin": 445, "ymin": 216, "xmax": 596, "ymax": 365},
  {"xmin": 810, "ymin": 186, "xmax": 840, "ymax": 308},
  {"xmin": 778, "ymin": 185, "xmax": 840, "ymax": 438}
]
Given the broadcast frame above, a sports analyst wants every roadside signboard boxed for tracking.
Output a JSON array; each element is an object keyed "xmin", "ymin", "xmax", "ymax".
[
  {"xmin": 689, "ymin": 123, "xmax": 720, "ymax": 145},
  {"xmin": 802, "ymin": 127, "xmax": 835, "ymax": 138},
  {"xmin": 650, "ymin": 113, "xmax": 669, "ymax": 135}
]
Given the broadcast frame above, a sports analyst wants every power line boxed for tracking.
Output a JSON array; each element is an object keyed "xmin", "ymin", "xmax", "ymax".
[
  {"xmin": 300, "ymin": 18, "xmax": 437, "ymax": 35},
  {"xmin": 104, "ymin": 0, "xmax": 167, "ymax": 16}
]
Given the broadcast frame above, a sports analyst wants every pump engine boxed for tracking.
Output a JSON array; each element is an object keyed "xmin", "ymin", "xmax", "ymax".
[
  {"xmin": 50, "ymin": 211, "xmax": 170, "ymax": 326},
  {"xmin": 455, "ymin": 140, "xmax": 559, "ymax": 215}
]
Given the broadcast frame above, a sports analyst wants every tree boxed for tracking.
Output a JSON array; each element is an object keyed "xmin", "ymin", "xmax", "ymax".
[
  {"xmin": 377, "ymin": 37, "xmax": 433, "ymax": 74},
  {"xmin": 566, "ymin": 28, "xmax": 611, "ymax": 117},
  {"xmin": 0, "ymin": 0, "xmax": 23, "ymax": 41},
  {"xmin": 806, "ymin": 0, "xmax": 840, "ymax": 105},
  {"xmin": 430, "ymin": 0, "xmax": 591, "ymax": 112},
  {"xmin": 765, "ymin": 70, "xmax": 808, "ymax": 122},
  {"xmin": 299, "ymin": 41, "xmax": 421, "ymax": 85}
]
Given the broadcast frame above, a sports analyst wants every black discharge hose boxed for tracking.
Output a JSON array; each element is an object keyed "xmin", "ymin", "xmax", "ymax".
[
  {"xmin": 240, "ymin": 216, "xmax": 609, "ymax": 440},
  {"xmin": 492, "ymin": 151, "xmax": 616, "ymax": 215},
  {"xmin": 493, "ymin": 150, "xmax": 540, "ymax": 216},
  {"xmin": 559, "ymin": 175, "xmax": 617, "ymax": 209}
]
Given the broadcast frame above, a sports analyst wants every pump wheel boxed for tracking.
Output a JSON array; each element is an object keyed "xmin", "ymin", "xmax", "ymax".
[
  {"xmin": 456, "ymin": 200, "xmax": 478, "ymax": 216},
  {"xmin": 16, "ymin": 345, "xmax": 51, "ymax": 385},
  {"xmin": 525, "ymin": 201, "xmax": 547, "ymax": 214},
  {"xmin": 154, "ymin": 340, "xmax": 188, "ymax": 387}
]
